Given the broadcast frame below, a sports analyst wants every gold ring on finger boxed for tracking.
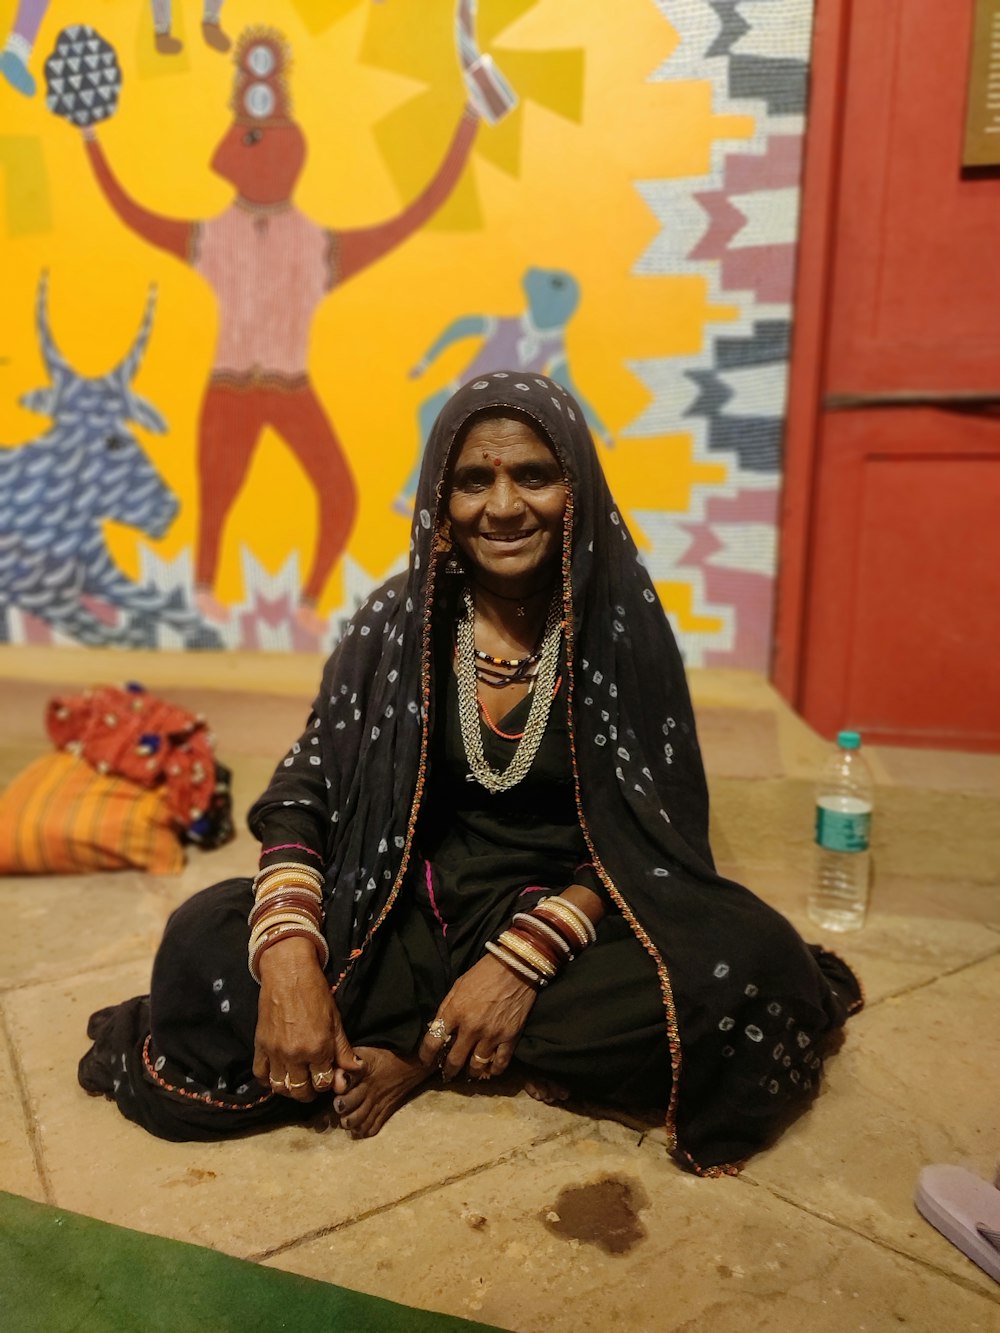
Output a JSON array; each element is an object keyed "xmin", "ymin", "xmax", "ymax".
[
  {"xmin": 311, "ymin": 1068, "xmax": 335, "ymax": 1089},
  {"xmin": 426, "ymin": 1018, "xmax": 451, "ymax": 1043},
  {"xmin": 285, "ymin": 1075, "xmax": 309, "ymax": 1090}
]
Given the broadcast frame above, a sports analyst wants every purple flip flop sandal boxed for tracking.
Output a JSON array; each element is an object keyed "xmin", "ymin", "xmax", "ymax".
[{"xmin": 915, "ymin": 1165, "xmax": 1000, "ymax": 1283}]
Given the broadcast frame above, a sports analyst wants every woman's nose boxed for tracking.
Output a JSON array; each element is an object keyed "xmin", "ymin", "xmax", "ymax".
[{"xmin": 486, "ymin": 480, "xmax": 524, "ymax": 518}]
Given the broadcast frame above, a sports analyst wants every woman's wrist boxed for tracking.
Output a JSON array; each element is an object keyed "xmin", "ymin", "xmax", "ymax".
[
  {"xmin": 558, "ymin": 883, "xmax": 606, "ymax": 927},
  {"xmin": 257, "ymin": 934, "xmax": 325, "ymax": 985}
]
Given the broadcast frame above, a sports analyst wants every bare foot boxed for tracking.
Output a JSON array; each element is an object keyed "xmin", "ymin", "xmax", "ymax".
[
  {"xmin": 333, "ymin": 1046, "xmax": 432, "ymax": 1138},
  {"xmin": 524, "ymin": 1076, "xmax": 571, "ymax": 1105}
]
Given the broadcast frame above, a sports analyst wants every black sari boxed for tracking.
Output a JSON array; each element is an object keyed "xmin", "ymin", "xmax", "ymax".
[{"xmin": 80, "ymin": 372, "xmax": 861, "ymax": 1172}]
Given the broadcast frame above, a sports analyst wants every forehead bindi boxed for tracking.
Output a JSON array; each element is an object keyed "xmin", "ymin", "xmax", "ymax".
[{"xmin": 456, "ymin": 417, "xmax": 554, "ymax": 469}]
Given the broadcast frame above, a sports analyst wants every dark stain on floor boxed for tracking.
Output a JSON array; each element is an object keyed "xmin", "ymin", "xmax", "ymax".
[{"xmin": 541, "ymin": 1175, "xmax": 651, "ymax": 1255}]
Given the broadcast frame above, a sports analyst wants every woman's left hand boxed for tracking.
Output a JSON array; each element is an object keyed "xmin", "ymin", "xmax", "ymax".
[{"xmin": 418, "ymin": 953, "xmax": 536, "ymax": 1082}]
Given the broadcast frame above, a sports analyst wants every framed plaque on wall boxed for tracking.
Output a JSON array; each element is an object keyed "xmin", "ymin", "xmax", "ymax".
[{"xmin": 964, "ymin": 0, "xmax": 1000, "ymax": 165}]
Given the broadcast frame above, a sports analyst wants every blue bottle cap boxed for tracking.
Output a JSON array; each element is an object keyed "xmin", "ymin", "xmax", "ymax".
[{"xmin": 837, "ymin": 730, "xmax": 861, "ymax": 749}]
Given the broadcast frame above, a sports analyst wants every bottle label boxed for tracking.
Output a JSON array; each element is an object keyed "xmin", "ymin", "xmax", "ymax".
[{"xmin": 815, "ymin": 802, "xmax": 871, "ymax": 853}]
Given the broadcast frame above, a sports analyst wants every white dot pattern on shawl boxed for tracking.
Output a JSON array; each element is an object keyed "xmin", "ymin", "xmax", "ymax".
[
  {"xmin": 331, "ymin": 810, "xmax": 339, "ymax": 822},
  {"xmin": 643, "ymin": 588, "xmax": 656, "ymax": 603},
  {"xmin": 310, "ymin": 736, "xmax": 319, "ymax": 745},
  {"xmin": 719, "ymin": 1016, "xmax": 735, "ymax": 1031},
  {"xmin": 335, "ymin": 720, "xmax": 346, "ymax": 730},
  {"xmin": 407, "ymin": 701, "xmax": 419, "ymax": 715},
  {"xmin": 220, "ymin": 999, "xmax": 230, "ymax": 1013},
  {"xmin": 714, "ymin": 962, "xmax": 730, "ymax": 978},
  {"xmin": 292, "ymin": 742, "xmax": 301, "ymax": 754},
  {"xmin": 309, "ymin": 755, "xmax": 321, "ymax": 766},
  {"xmin": 394, "ymin": 835, "xmax": 405, "ymax": 848},
  {"xmin": 768, "ymin": 1001, "xmax": 782, "ymax": 1016},
  {"xmin": 722, "ymin": 1045, "xmax": 735, "ymax": 1058},
  {"xmin": 617, "ymin": 747, "xmax": 630, "ymax": 761},
  {"xmin": 515, "ymin": 382, "xmax": 530, "ymax": 391},
  {"xmin": 660, "ymin": 809, "xmax": 671, "ymax": 823},
  {"xmin": 371, "ymin": 726, "xmax": 380, "ymax": 741},
  {"xmin": 384, "ymin": 705, "xmax": 394, "ymax": 718},
  {"xmin": 472, "ymin": 380, "xmax": 489, "ymax": 389},
  {"xmin": 567, "ymin": 407, "xmax": 576, "ymax": 421},
  {"xmin": 360, "ymin": 625, "xmax": 370, "ymax": 636},
  {"xmin": 237, "ymin": 1083, "xmax": 249, "ymax": 1094},
  {"xmin": 584, "ymin": 696, "xmax": 593, "ymax": 706},
  {"xmin": 388, "ymin": 669, "xmax": 398, "ymax": 683},
  {"xmin": 492, "ymin": 371, "xmax": 509, "ymax": 378},
  {"xmin": 212, "ymin": 978, "xmax": 223, "ymax": 992},
  {"xmin": 745, "ymin": 983, "xmax": 758, "ymax": 997},
  {"xmin": 419, "ymin": 510, "xmax": 431, "ymax": 529},
  {"xmin": 610, "ymin": 510, "xmax": 620, "ymax": 525},
  {"xmin": 154, "ymin": 1055, "xmax": 166, "ymax": 1071},
  {"xmin": 746, "ymin": 1025, "xmax": 763, "ymax": 1042},
  {"xmin": 595, "ymin": 734, "xmax": 607, "ymax": 746},
  {"xmin": 550, "ymin": 396, "xmax": 562, "ymax": 411},
  {"xmin": 796, "ymin": 1031, "xmax": 811, "ymax": 1048},
  {"xmin": 283, "ymin": 757, "xmax": 293, "ymax": 767},
  {"xmin": 593, "ymin": 670, "xmax": 603, "ymax": 685},
  {"xmin": 378, "ymin": 837, "xmax": 388, "ymax": 853},
  {"xmin": 217, "ymin": 1077, "xmax": 228, "ymax": 1090},
  {"xmin": 653, "ymin": 866, "xmax": 668, "ymax": 876}
]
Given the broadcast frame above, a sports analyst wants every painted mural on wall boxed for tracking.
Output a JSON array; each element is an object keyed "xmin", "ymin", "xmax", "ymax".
[{"xmin": 0, "ymin": 0, "xmax": 814, "ymax": 667}]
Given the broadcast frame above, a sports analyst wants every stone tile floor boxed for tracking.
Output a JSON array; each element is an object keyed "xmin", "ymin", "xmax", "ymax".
[{"xmin": 1, "ymin": 660, "xmax": 999, "ymax": 1330}]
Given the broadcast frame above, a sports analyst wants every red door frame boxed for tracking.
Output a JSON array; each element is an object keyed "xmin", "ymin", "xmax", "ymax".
[{"xmin": 772, "ymin": 0, "xmax": 853, "ymax": 705}]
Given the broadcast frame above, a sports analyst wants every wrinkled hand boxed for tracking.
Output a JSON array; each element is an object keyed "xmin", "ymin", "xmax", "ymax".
[
  {"xmin": 253, "ymin": 938, "xmax": 363, "ymax": 1102},
  {"xmin": 418, "ymin": 953, "xmax": 536, "ymax": 1082}
]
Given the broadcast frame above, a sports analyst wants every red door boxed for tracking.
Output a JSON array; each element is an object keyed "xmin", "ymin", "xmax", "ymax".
[{"xmin": 775, "ymin": 0, "xmax": 1000, "ymax": 751}]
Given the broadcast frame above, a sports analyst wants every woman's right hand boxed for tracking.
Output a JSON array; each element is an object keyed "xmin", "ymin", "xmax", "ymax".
[{"xmin": 252, "ymin": 937, "xmax": 363, "ymax": 1102}]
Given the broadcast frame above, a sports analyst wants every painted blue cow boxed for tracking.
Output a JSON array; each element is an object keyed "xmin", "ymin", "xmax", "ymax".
[{"xmin": 0, "ymin": 275, "xmax": 219, "ymax": 648}]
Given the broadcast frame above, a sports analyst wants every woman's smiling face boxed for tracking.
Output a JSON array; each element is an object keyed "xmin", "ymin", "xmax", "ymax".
[{"xmin": 446, "ymin": 415, "xmax": 567, "ymax": 592}]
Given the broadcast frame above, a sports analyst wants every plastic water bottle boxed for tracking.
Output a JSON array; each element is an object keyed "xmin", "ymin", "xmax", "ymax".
[{"xmin": 807, "ymin": 730, "xmax": 874, "ymax": 931}]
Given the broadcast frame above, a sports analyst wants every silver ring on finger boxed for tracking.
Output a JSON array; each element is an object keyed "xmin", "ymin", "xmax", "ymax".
[{"xmin": 426, "ymin": 1017, "xmax": 452, "ymax": 1044}]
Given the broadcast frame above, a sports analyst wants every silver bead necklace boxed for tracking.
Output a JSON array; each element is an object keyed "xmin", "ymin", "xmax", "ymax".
[{"xmin": 456, "ymin": 584, "xmax": 563, "ymax": 793}]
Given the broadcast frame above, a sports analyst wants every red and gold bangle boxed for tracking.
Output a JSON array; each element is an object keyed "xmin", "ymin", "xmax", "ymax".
[
  {"xmin": 484, "ymin": 939, "xmax": 545, "ymax": 989},
  {"xmin": 248, "ymin": 892, "xmax": 323, "ymax": 930},
  {"xmin": 249, "ymin": 921, "xmax": 329, "ymax": 983},
  {"xmin": 513, "ymin": 911, "xmax": 575, "ymax": 960},
  {"xmin": 254, "ymin": 872, "xmax": 323, "ymax": 901},
  {"xmin": 536, "ymin": 897, "xmax": 592, "ymax": 948},
  {"xmin": 504, "ymin": 924, "xmax": 561, "ymax": 971},
  {"xmin": 528, "ymin": 905, "xmax": 582, "ymax": 953},
  {"xmin": 497, "ymin": 930, "xmax": 558, "ymax": 980},
  {"xmin": 253, "ymin": 861, "xmax": 323, "ymax": 891}
]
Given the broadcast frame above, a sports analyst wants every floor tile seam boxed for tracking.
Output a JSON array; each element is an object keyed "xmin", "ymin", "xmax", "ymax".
[
  {"xmin": 0, "ymin": 998, "xmax": 54, "ymax": 1206},
  {"xmin": 861, "ymin": 941, "xmax": 1000, "ymax": 1011},
  {"xmin": 736, "ymin": 1176, "xmax": 1000, "ymax": 1303},
  {"xmin": 247, "ymin": 1121, "xmax": 587, "ymax": 1264}
]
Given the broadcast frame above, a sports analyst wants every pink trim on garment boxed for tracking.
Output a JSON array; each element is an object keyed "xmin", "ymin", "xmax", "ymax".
[
  {"xmin": 424, "ymin": 860, "xmax": 448, "ymax": 937},
  {"xmin": 261, "ymin": 843, "xmax": 323, "ymax": 860}
]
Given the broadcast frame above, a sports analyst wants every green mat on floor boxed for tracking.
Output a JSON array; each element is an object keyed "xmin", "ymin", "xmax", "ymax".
[{"xmin": 1, "ymin": 1191, "xmax": 496, "ymax": 1333}]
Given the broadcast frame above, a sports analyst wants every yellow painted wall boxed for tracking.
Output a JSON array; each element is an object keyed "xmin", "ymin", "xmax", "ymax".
[{"xmin": 2, "ymin": 0, "xmax": 782, "ymax": 653}]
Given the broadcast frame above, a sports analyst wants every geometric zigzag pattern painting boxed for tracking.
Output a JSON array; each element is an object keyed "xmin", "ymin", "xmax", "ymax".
[
  {"xmin": 0, "ymin": 1, "xmax": 815, "ymax": 662},
  {"xmin": 630, "ymin": 0, "xmax": 815, "ymax": 668}
]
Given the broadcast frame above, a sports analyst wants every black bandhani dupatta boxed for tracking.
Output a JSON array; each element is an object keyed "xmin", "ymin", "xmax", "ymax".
[{"xmin": 249, "ymin": 372, "xmax": 861, "ymax": 1174}]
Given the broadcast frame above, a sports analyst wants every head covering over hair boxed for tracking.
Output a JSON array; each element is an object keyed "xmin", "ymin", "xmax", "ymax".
[{"xmin": 249, "ymin": 372, "xmax": 859, "ymax": 1173}]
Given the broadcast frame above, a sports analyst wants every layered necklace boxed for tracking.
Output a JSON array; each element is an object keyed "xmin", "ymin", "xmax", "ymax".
[{"xmin": 456, "ymin": 584, "xmax": 563, "ymax": 793}]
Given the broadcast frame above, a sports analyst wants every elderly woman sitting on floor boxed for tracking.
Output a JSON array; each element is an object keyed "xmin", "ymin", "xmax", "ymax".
[{"xmin": 80, "ymin": 373, "xmax": 862, "ymax": 1175}]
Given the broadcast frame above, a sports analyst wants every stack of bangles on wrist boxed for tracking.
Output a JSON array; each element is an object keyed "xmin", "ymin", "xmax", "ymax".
[
  {"xmin": 485, "ymin": 894, "xmax": 597, "ymax": 990},
  {"xmin": 248, "ymin": 862, "xmax": 329, "ymax": 983}
]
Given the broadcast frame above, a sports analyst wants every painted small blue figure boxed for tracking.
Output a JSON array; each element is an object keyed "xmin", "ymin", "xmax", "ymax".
[
  {"xmin": 394, "ymin": 266, "xmax": 612, "ymax": 515},
  {"xmin": 0, "ymin": 274, "xmax": 220, "ymax": 648}
]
